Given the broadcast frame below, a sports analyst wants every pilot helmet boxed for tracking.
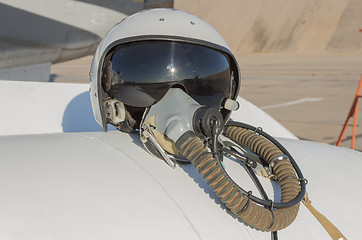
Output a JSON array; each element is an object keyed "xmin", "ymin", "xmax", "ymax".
[{"xmin": 90, "ymin": 8, "xmax": 240, "ymax": 132}]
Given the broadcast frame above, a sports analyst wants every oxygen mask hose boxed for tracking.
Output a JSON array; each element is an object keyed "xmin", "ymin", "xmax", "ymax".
[
  {"xmin": 175, "ymin": 130, "xmax": 301, "ymax": 231},
  {"xmin": 140, "ymin": 88, "xmax": 305, "ymax": 232}
]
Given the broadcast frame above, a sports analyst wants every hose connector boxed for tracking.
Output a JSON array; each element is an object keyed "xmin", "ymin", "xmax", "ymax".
[
  {"xmin": 269, "ymin": 155, "xmax": 290, "ymax": 169},
  {"xmin": 193, "ymin": 106, "xmax": 223, "ymax": 138},
  {"xmin": 140, "ymin": 88, "xmax": 223, "ymax": 164}
]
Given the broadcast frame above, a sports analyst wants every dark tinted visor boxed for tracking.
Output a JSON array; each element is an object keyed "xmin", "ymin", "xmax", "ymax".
[{"xmin": 101, "ymin": 41, "xmax": 234, "ymax": 109}]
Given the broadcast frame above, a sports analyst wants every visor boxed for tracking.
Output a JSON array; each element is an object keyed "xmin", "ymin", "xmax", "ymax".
[{"xmin": 101, "ymin": 41, "xmax": 236, "ymax": 110}]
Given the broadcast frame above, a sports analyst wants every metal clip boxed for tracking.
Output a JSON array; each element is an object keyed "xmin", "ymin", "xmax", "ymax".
[
  {"xmin": 219, "ymin": 135, "xmax": 278, "ymax": 179},
  {"xmin": 261, "ymin": 166, "xmax": 276, "ymax": 179},
  {"xmin": 219, "ymin": 134, "xmax": 265, "ymax": 174},
  {"xmin": 142, "ymin": 124, "xmax": 176, "ymax": 169},
  {"xmin": 269, "ymin": 155, "xmax": 289, "ymax": 168}
]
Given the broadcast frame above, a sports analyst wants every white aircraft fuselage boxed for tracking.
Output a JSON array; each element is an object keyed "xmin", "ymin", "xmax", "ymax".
[
  {"xmin": 0, "ymin": 0, "xmax": 173, "ymax": 81},
  {"xmin": 0, "ymin": 80, "xmax": 361, "ymax": 239},
  {"xmin": 0, "ymin": 2, "xmax": 361, "ymax": 239}
]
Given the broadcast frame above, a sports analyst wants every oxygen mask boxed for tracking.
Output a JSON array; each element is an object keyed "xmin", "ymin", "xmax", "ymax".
[
  {"xmin": 140, "ymin": 87, "xmax": 224, "ymax": 168},
  {"xmin": 140, "ymin": 87, "xmax": 306, "ymax": 233}
]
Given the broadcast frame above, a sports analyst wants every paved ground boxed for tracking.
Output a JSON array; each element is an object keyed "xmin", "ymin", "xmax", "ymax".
[
  {"xmin": 238, "ymin": 54, "xmax": 362, "ymax": 151},
  {"xmin": 51, "ymin": 54, "xmax": 362, "ymax": 151}
]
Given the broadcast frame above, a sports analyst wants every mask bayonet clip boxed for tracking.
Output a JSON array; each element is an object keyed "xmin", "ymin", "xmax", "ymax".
[
  {"xmin": 219, "ymin": 134, "xmax": 275, "ymax": 179},
  {"xmin": 142, "ymin": 124, "xmax": 176, "ymax": 169}
]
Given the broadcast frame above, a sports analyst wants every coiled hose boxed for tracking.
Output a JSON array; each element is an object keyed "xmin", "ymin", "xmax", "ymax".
[{"xmin": 175, "ymin": 124, "xmax": 303, "ymax": 231}]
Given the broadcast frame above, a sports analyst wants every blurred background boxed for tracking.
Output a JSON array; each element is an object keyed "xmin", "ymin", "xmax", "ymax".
[{"xmin": 50, "ymin": 0, "xmax": 362, "ymax": 150}]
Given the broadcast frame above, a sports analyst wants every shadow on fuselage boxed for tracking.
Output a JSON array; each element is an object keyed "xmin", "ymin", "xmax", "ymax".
[{"xmin": 62, "ymin": 91, "xmax": 116, "ymax": 133}]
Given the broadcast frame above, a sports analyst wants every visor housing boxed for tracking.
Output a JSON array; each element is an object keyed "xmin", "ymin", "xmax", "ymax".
[{"xmin": 101, "ymin": 40, "xmax": 238, "ymax": 130}]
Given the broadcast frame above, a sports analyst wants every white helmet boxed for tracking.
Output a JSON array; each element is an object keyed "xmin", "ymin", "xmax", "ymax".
[{"xmin": 90, "ymin": 8, "xmax": 240, "ymax": 132}]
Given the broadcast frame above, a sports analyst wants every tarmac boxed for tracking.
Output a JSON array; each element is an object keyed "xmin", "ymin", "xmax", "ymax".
[
  {"xmin": 238, "ymin": 54, "xmax": 362, "ymax": 151},
  {"xmin": 51, "ymin": 54, "xmax": 362, "ymax": 151}
]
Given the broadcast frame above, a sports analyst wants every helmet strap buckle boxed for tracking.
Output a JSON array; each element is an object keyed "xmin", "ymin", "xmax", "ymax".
[{"xmin": 103, "ymin": 98, "xmax": 126, "ymax": 126}]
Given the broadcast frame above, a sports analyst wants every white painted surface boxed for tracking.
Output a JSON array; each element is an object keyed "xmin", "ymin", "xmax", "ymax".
[
  {"xmin": 0, "ymin": 131, "xmax": 360, "ymax": 239},
  {"xmin": 0, "ymin": 80, "xmax": 112, "ymax": 136},
  {"xmin": 232, "ymin": 98, "xmax": 297, "ymax": 139},
  {"xmin": 0, "ymin": 80, "xmax": 295, "ymax": 138},
  {"xmin": 2, "ymin": 80, "xmax": 360, "ymax": 239}
]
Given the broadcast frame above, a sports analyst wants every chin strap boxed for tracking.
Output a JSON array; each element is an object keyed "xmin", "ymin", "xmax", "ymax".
[{"xmin": 303, "ymin": 192, "xmax": 347, "ymax": 240}]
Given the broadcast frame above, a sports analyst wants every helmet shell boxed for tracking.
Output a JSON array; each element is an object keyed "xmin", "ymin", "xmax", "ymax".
[{"xmin": 90, "ymin": 8, "xmax": 240, "ymax": 130}]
